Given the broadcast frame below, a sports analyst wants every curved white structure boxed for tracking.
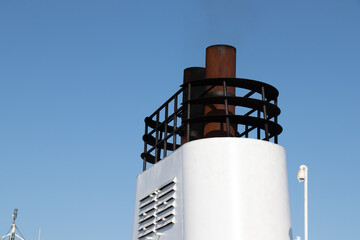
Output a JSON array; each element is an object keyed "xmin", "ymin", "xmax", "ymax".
[{"xmin": 132, "ymin": 138, "xmax": 292, "ymax": 240}]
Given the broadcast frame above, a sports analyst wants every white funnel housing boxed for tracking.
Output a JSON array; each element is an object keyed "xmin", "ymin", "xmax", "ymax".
[{"xmin": 132, "ymin": 138, "xmax": 292, "ymax": 240}]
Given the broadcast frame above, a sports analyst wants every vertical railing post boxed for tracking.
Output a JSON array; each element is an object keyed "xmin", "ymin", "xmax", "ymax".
[
  {"xmin": 163, "ymin": 104, "xmax": 168, "ymax": 158},
  {"xmin": 143, "ymin": 124, "xmax": 148, "ymax": 171},
  {"xmin": 155, "ymin": 112, "xmax": 160, "ymax": 163},
  {"xmin": 257, "ymin": 110, "xmax": 261, "ymax": 139},
  {"xmin": 223, "ymin": 80, "xmax": 230, "ymax": 137},
  {"xmin": 187, "ymin": 83, "xmax": 191, "ymax": 142},
  {"xmin": 173, "ymin": 95, "xmax": 178, "ymax": 151},
  {"xmin": 274, "ymin": 98, "xmax": 278, "ymax": 144},
  {"xmin": 261, "ymin": 86, "xmax": 269, "ymax": 141},
  {"xmin": 158, "ymin": 125, "xmax": 163, "ymax": 160}
]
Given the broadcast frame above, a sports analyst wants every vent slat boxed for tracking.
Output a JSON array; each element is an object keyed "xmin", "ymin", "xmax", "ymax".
[
  {"xmin": 158, "ymin": 179, "xmax": 176, "ymax": 191},
  {"xmin": 156, "ymin": 217, "xmax": 175, "ymax": 225},
  {"xmin": 138, "ymin": 221, "xmax": 155, "ymax": 231},
  {"xmin": 139, "ymin": 206, "xmax": 156, "ymax": 217},
  {"xmin": 157, "ymin": 205, "xmax": 175, "ymax": 217},
  {"xmin": 158, "ymin": 181, "xmax": 175, "ymax": 192},
  {"xmin": 139, "ymin": 215, "xmax": 155, "ymax": 225},
  {"xmin": 158, "ymin": 187, "xmax": 176, "ymax": 198},
  {"xmin": 138, "ymin": 208, "xmax": 156, "ymax": 220},
  {"xmin": 139, "ymin": 201, "xmax": 157, "ymax": 214},
  {"xmin": 156, "ymin": 211, "xmax": 175, "ymax": 221},
  {"xmin": 155, "ymin": 220, "xmax": 174, "ymax": 231},
  {"xmin": 139, "ymin": 197, "xmax": 156, "ymax": 209},
  {"xmin": 157, "ymin": 189, "xmax": 175, "ymax": 203},
  {"xmin": 139, "ymin": 194, "xmax": 153, "ymax": 203},
  {"xmin": 157, "ymin": 198, "xmax": 175, "ymax": 212},
  {"xmin": 138, "ymin": 229, "xmax": 156, "ymax": 239}
]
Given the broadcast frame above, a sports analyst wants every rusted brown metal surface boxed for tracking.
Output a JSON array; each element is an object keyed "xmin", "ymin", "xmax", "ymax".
[
  {"xmin": 181, "ymin": 67, "xmax": 206, "ymax": 144},
  {"xmin": 204, "ymin": 45, "xmax": 237, "ymax": 137}
]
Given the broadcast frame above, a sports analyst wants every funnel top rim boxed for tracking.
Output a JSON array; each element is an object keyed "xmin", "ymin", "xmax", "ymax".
[
  {"xmin": 206, "ymin": 44, "xmax": 236, "ymax": 50},
  {"xmin": 184, "ymin": 67, "xmax": 205, "ymax": 71}
]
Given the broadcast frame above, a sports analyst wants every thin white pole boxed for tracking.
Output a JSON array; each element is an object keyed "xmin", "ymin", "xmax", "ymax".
[
  {"xmin": 304, "ymin": 166, "xmax": 308, "ymax": 240},
  {"xmin": 38, "ymin": 228, "xmax": 41, "ymax": 240},
  {"xmin": 10, "ymin": 223, "xmax": 15, "ymax": 240}
]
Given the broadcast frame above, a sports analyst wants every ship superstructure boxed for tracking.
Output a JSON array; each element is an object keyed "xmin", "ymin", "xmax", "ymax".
[{"xmin": 132, "ymin": 45, "xmax": 292, "ymax": 240}]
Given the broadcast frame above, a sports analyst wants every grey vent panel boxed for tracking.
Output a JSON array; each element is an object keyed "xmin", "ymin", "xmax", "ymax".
[{"xmin": 138, "ymin": 178, "xmax": 176, "ymax": 239}]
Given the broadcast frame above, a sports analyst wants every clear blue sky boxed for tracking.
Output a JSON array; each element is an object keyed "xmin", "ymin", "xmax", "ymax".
[{"xmin": 1, "ymin": 0, "xmax": 359, "ymax": 239}]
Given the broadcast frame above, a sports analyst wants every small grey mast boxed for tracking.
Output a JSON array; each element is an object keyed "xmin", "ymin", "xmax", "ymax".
[{"xmin": 1, "ymin": 209, "xmax": 25, "ymax": 240}]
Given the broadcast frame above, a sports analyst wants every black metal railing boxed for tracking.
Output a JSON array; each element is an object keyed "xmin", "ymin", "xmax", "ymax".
[{"xmin": 141, "ymin": 78, "xmax": 282, "ymax": 171}]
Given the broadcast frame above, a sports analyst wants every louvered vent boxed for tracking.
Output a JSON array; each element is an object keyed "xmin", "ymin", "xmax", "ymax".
[{"xmin": 138, "ymin": 179, "xmax": 176, "ymax": 239}]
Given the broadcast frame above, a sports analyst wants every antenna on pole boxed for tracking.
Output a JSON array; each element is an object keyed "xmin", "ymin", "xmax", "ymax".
[
  {"xmin": 0, "ymin": 209, "xmax": 25, "ymax": 240},
  {"xmin": 12, "ymin": 209, "xmax": 18, "ymax": 222}
]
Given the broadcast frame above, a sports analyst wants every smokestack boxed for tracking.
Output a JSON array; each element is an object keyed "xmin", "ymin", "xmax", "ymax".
[
  {"xmin": 204, "ymin": 45, "xmax": 236, "ymax": 137},
  {"xmin": 181, "ymin": 67, "xmax": 205, "ymax": 144}
]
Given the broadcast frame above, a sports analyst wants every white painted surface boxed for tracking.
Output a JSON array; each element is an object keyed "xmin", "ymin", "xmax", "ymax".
[{"xmin": 132, "ymin": 138, "xmax": 292, "ymax": 240}]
